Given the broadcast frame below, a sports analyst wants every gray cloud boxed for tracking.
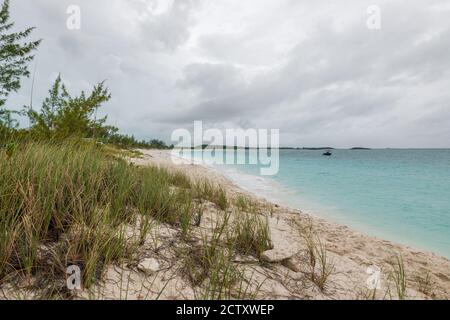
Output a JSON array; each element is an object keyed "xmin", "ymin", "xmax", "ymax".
[
  {"xmin": 6, "ymin": 0, "xmax": 450, "ymax": 148},
  {"xmin": 137, "ymin": 0, "xmax": 200, "ymax": 50}
]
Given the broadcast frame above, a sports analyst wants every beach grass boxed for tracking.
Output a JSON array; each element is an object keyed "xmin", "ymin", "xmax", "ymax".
[
  {"xmin": 0, "ymin": 140, "xmax": 272, "ymax": 299},
  {"xmin": 388, "ymin": 255, "xmax": 407, "ymax": 300},
  {"xmin": 300, "ymin": 223, "xmax": 335, "ymax": 291},
  {"xmin": 194, "ymin": 181, "xmax": 228, "ymax": 211},
  {"xmin": 184, "ymin": 210, "xmax": 265, "ymax": 300},
  {"xmin": 229, "ymin": 212, "xmax": 272, "ymax": 257},
  {"xmin": 0, "ymin": 141, "xmax": 150, "ymax": 288},
  {"xmin": 416, "ymin": 271, "xmax": 433, "ymax": 297}
]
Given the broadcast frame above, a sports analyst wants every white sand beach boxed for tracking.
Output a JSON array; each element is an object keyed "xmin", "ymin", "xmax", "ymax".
[{"xmin": 82, "ymin": 149, "xmax": 450, "ymax": 300}]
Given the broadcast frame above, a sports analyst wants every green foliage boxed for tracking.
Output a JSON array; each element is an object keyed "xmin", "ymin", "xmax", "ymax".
[
  {"xmin": 27, "ymin": 74, "xmax": 68, "ymax": 137},
  {"xmin": 24, "ymin": 74, "xmax": 171, "ymax": 149},
  {"xmin": 27, "ymin": 74, "xmax": 116, "ymax": 140},
  {"xmin": 0, "ymin": 0, "xmax": 40, "ymax": 124},
  {"xmin": 105, "ymin": 133, "xmax": 172, "ymax": 149}
]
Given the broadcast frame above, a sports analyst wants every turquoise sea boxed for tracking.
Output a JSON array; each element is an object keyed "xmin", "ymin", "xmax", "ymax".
[{"xmin": 182, "ymin": 149, "xmax": 450, "ymax": 258}]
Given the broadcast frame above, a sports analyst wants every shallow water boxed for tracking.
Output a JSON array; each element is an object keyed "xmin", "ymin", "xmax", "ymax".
[{"xmin": 180, "ymin": 149, "xmax": 450, "ymax": 258}]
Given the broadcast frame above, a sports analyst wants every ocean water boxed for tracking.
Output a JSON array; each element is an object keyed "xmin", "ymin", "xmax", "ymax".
[{"xmin": 181, "ymin": 149, "xmax": 450, "ymax": 258}]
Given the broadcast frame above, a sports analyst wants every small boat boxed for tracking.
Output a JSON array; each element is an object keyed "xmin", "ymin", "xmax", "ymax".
[{"xmin": 323, "ymin": 151, "xmax": 332, "ymax": 156}]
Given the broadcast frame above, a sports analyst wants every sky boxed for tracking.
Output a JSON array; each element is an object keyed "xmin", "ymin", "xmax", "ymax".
[{"xmin": 7, "ymin": 0, "xmax": 450, "ymax": 148}]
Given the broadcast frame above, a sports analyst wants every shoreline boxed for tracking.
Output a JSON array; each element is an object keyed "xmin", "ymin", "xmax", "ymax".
[
  {"xmin": 172, "ymin": 149, "xmax": 449, "ymax": 259},
  {"xmin": 212, "ymin": 164, "xmax": 450, "ymax": 260},
  {"xmin": 132, "ymin": 149, "xmax": 450, "ymax": 299}
]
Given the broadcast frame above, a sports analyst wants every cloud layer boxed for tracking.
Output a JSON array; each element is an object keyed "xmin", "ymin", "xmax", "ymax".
[{"xmin": 8, "ymin": 0, "xmax": 450, "ymax": 147}]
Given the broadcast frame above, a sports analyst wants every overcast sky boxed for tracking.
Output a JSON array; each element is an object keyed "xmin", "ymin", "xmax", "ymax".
[{"xmin": 7, "ymin": 0, "xmax": 450, "ymax": 148}]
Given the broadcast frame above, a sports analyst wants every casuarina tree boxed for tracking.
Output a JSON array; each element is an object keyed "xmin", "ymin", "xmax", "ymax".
[{"xmin": 0, "ymin": 0, "xmax": 40, "ymax": 127}]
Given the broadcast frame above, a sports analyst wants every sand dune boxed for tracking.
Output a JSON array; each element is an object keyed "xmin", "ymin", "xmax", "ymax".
[{"xmin": 112, "ymin": 149, "xmax": 450, "ymax": 300}]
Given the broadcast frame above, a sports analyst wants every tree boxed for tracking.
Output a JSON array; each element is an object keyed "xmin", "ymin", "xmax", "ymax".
[
  {"xmin": 105, "ymin": 133, "xmax": 172, "ymax": 149},
  {"xmin": 0, "ymin": 0, "xmax": 41, "ymax": 126},
  {"xmin": 28, "ymin": 74, "xmax": 117, "ymax": 139},
  {"xmin": 28, "ymin": 74, "xmax": 68, "ymax": 137}
]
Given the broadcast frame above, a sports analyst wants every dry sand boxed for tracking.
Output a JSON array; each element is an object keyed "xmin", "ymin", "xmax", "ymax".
[{"xmin": 88, "ymin": 149, "xmax": 450, "ymax": 300}]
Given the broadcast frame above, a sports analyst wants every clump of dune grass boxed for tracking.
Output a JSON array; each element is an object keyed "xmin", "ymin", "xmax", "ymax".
[
  {"xmin": 234, "ymin": 195, "xmax": 258, "ymax": 213},
  {"xmin": 229, "ymin": 212, "xmax": 272, "ymax": 257},
  {"xmin": 169, "ymin": 171, "xmax": 192, "ymax": 189},
  {"xmin": 1, "ymin": 142, "xmax": 128, "ymax": 289},
  {"xmin": 184, "ymin": 211, "xmax": 231, "ymax": 286},
  {"xmin": 301, "ymin": 228, "xmax": 334, "ymax": 291},
  {"xmin": 388, "ymin": 255, "xmax": 407, "ymax": 300},
  {"xmin": 357, "ymin": 288, "xmax": 378, "ymax": 300},
  {"xmin": 0, "ymin": 140, "xmax": 201, "ymax": 296},
  {"xmin": 415, "ymin": 271, "xmax": 433, "ymax": 297},
  {"xmin": 194, "ymin": 181, "xmax": 228, "ymax": 211},
  {"xmin": 100, "ymin": 143, "xmax": 143, "ymax": 160},
  {"xmin": 235, "ymin": 195, "xmax": 249, "ymax": 212},
  {"xmin": 200, "ymin": 251, "xmax": 261, "ymax": 300},
  {"xmin": 183, "ymin": 212, "xmax": 262, "ymax": 300},
  {"xmin": 174, "ymin": 189, "xmax": 196, "ymax": 239},
  {"xmin": 187, "ymin": 244, "xmax": 258, "ymax": 300},
  {"xmin": 315, "ymin": 240, "xmax": 334, "ymax": 291}
]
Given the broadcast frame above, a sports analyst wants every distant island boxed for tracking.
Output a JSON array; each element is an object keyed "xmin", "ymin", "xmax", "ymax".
[
  {"xmin": 184, "ymin": 146, "xmax": 339, "ymax": 150},
  {"xmin": 181, "ymin": 146, "xmax": 374, "ymax": 150}
]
